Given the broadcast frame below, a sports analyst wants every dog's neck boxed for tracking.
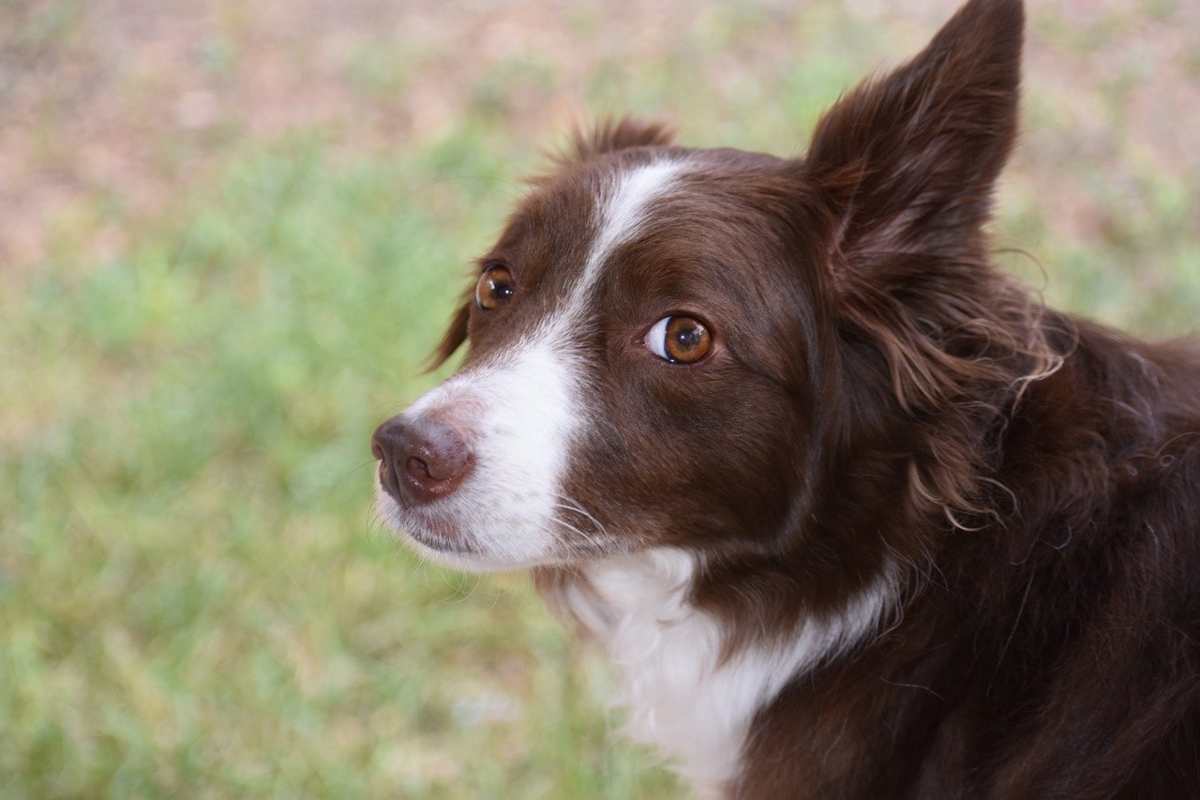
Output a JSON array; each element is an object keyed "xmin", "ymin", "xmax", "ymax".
[{"xmin": 536, "ymin": 548, "xmax": 899, "ymax": 797}]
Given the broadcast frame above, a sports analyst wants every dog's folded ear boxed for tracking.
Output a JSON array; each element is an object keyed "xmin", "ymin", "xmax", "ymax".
[
  {"xmin": 805, "ymin": 0, "xmax": 1023, "ymax": 263},
  {"xmin": 424, "ymin": 297, "xmax": 471, "ymax": 373}
]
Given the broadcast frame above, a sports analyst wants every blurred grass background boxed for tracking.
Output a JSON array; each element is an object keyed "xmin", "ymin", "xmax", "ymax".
[{"xmin": 1, "ymin": 1, "xmax": 1197, "ymax": 797}]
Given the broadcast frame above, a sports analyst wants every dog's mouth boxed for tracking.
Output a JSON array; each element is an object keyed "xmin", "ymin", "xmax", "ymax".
[
  {"xmin": 375, "ymin": 487, "xmax": 542, "ymax": 572},
  {"xmin": 376, "ymin": 486, "xmax": 611, "ymax": 572},
  {"xmin": 401, "ymin": 515, "xmax": 478, "ymax": 556},
  {"xmin": 377, "ymin": 492, "xmax": 477, "ymax": 554}
]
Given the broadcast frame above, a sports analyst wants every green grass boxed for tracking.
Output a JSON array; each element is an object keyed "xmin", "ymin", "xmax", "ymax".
[
  {"xmin": 1, "ymin": 2, "xmax": 1197, "ymax": 798},
  {"xmin": 0, "ymin": 132, "xmax": 684, "ymax": 798}
]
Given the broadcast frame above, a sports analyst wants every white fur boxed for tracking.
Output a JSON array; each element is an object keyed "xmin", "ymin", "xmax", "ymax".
[
  {"xmin": 379, "ymin": 331, "xmax": 580, "ymax": 570},
  {"xmin": 568, "ymin": 159, "xmax": 686, "ymax": 314},
  {"xmin": 559, "ymin": 549, "xmax": 897, "ymax": 797}
]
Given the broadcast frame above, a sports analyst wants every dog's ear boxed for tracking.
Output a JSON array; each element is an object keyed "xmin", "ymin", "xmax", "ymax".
[
  {"xmin": 806, "ymin": 0, "xmax": 1023, "ymax": 263},
  {"xmin": 800, "ymin": 1, "xmax": 1052, "ymax": 527},
  {"xmin": 562, "ymin": 117, "xmax": 675, "ymax": 163},
  {"xmin": 424, "ymin": 298, "xmax": 471, "ymax": 373}
]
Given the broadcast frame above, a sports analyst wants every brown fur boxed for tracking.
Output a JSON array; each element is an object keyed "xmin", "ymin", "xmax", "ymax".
[{"xmin": 414, "ymin": 0, "xmax": 1200, "ymax": 795}]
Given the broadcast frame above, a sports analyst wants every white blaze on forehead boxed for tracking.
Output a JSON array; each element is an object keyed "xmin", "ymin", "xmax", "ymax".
[{"xmin": 566, "ymin": 158, "xmax": 688, "ymax": 315}]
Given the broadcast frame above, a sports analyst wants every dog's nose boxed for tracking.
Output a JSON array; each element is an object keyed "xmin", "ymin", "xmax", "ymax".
[{"xmin": 372, "ymin": 416, "xmax": 474, "ymax": 505}]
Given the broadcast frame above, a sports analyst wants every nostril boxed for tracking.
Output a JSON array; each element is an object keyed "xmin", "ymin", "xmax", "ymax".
[{"xmin": 406, "ymin": 456, "xmax": 433, "ymax": 482}]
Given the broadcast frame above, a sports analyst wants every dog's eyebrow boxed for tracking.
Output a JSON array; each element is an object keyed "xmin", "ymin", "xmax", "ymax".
[{"xmin": 567, "ymin": 159, "xmax": 687, "ymax": 314}]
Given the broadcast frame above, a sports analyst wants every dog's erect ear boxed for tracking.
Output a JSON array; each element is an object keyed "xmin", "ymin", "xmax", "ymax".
[
  {"xmin": 806, "ymin": 0, "xmax": 1023, "ymax": 262},
  {"xmin": 424, "ymin": 299, "xmax": 470, "ymax": 373},
  {"xmin": 562, "ymin": 117, "xmax": 675, "ymax": 163}
]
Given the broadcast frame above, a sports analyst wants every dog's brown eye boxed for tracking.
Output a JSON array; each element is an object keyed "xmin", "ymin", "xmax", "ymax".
[
  {"xmin": 645, "ymin": 315, "xmax": 712, "ymax": 365},
  {"xmin": 475, "ymin": 266, "xmax": 515, "ymax": 310}
]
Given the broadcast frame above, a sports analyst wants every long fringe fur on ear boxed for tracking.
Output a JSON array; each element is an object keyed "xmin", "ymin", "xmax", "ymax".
[{"xmin": 835, "ymin": 248, "xmax": 1069, "ymax": 530}]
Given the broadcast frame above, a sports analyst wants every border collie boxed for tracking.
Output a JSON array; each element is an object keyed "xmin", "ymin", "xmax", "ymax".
[{"xmin": 372, "ymin": 1, "xmax": 1200, "ymax": 796}]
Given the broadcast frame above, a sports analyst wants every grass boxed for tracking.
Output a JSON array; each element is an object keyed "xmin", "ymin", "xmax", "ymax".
[
  {"xmin": 1, "ymin": 2, "xmax": 1197, "ymax": 798},
  {"xmin": 1, "ymin": 131, "xmax": 684, "ymax": 798}
]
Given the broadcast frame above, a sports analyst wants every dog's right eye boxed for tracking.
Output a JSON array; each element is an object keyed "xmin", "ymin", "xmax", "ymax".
[
  {"xmin": 475, "ymin": 265, "xmax": 515, "ymax": 310},
  {"xmin": 645, "ymin": 315, "xmax": 712, "ymax": 365}
]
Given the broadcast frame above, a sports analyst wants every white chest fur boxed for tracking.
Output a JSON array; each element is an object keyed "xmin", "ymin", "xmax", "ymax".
[{"xmin": 551, "ymin": 548, "xmax": 896, "ymax": 798}]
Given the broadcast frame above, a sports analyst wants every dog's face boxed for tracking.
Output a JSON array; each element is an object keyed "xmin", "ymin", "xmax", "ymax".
[
  {"xmin": 375, "ymin": 142, "xmax": 830, "ymax": 570},
  {"xmin": 374, "ymin": 0, "xmax": 1025, "ymax": 571}
]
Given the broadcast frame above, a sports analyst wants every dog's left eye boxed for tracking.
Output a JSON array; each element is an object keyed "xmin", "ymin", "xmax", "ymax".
[
  {"xmin": 476, "ymin": 265, "xmax": 515, "ymax": 310},
  {"xmin": 645, "ymin": 316, "xmax": 712, "ymax": 364}
]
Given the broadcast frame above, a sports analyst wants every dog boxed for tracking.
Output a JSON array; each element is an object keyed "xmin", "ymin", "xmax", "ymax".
[{"xmin": 371, "ymin": 0, "xmax": 1200, "ymax": 796}]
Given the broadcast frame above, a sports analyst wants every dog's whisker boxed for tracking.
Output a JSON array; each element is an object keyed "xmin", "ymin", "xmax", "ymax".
[
  {"xmin": 550, "ymin": 515, "xmax": 607, "ymax": 555},
  {"xmin": 551, "ymin": 502, "xmax": 609, "ymax": 540}
]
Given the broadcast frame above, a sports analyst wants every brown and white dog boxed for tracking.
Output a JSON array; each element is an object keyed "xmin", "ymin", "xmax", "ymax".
[{"xmin": 371, "ymin": 1, "xmax": 1200, "ymax": 796}]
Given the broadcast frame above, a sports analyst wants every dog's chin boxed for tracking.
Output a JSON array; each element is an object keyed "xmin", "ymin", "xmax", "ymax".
[
  {"xmin": 374, "ymin": 491, "xmax": 559, "ymax": 573},
  {"xmin": 400, "ymin": 532, "xmax": 524, "ymax": 573}
]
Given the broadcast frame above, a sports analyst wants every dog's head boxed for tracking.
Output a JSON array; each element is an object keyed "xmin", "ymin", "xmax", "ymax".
[{"xmin": 374, "ymin": 0, "xmax": 1033, "ymax": 572}]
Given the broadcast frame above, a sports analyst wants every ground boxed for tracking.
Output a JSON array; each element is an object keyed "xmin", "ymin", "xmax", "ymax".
[{"xmin": 1, "ymin": 1, "xmax": 1198, "ymax": 797}]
